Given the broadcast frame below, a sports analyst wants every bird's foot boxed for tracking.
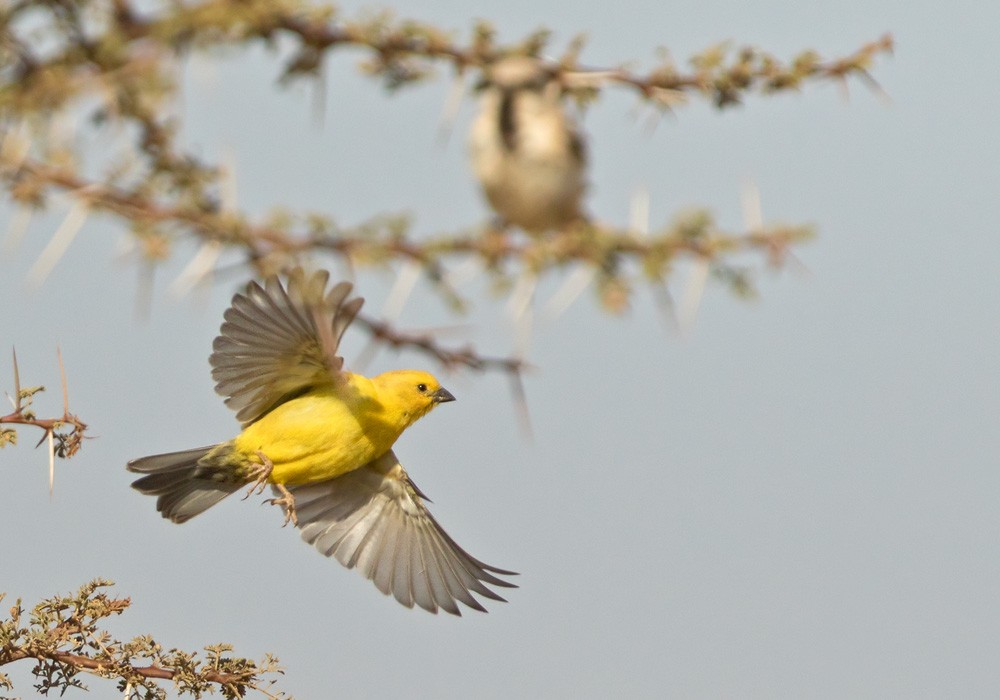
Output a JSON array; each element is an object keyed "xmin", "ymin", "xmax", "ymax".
[
  {"xmin": 267, "ymin": 483, "xmax": 298, "ymax": 527},
  {"xmin": 241, "ymin": 451, "xmax": 274, "ymax": 501}
]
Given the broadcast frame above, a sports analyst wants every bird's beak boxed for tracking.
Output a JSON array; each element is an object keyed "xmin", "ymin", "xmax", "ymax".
[{"xmin": 432, "ymin": 387, "xmax": 456, "ymax": 403}]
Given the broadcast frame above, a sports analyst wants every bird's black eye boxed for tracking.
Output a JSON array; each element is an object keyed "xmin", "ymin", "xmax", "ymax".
[{"xmin": 417, "ymin": 383, "xmax": 427, "ymax": 392}]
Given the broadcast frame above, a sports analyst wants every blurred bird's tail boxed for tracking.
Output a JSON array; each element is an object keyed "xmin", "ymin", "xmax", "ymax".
[{"xmin": 128, "ymin": 445, "xmax": 243, "ymax": 524}]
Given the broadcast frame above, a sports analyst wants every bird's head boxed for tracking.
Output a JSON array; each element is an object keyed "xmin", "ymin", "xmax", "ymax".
[{"xmin": 372, "ymin": 370, "xmax": 455, "ymax": 427}]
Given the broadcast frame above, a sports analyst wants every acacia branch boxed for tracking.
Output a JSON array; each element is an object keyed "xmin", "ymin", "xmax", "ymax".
[
  {"xmin": 1, "ymin": 349, "xmax": 89, "ymax": 469},
  {"xmin": 4, "ymin": 155, "xmax": 811, "ymax": 273},
  {"xmin": 356, "ymin": 314, "xmax": 527, "ymax": 374},
  {"xmin": 3, "ymin": 150, "xmax": 812, "ymax": 348},
  {"xmin": 0, "ymin": 647, "xmax": 252, "ymax": 687},
  {"xmin": 0, "ymin": 0, "xmax": 879, "ymax": 369},
  {"xmin": 95, "ymin": 0, "xmax": 892, "ymax": 101},
  {"xmin": 0, "ymin": 580, "xmax": 285, "ymax": 698}
]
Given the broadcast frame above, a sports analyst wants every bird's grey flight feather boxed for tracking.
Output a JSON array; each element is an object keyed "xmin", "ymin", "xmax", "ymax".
[
  {"xmin": 278, "ymin": 450, "xmax": 517, "ymax": 616},
  {"xmin": 209, "ymin": 271, "xmax": 364, "ymax": 426}
]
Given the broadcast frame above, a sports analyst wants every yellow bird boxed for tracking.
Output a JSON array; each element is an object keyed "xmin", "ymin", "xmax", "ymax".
[{"xmin": 128, "ymin": 269, "xmax": 516, "ymax": 615}]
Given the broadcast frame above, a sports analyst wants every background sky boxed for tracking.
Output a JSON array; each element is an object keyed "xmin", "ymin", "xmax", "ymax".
[{"xmin": 3, "ymin": 0, "xmax": 1000, "ymax": 697}]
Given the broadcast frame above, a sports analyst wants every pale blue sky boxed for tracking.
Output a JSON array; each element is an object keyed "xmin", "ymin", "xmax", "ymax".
[{"xmin": 3, "ymin": 1, "xmax": 999, "ymax": 697}]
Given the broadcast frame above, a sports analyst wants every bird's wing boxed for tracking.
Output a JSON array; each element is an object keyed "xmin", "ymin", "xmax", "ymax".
[
  {"xmin": 210, "ymin": 268, "xmax": 364, "ymax": 426},
  {"xmin": 280, "ymin": 450, "xmax": 517, "ymax": 615}
]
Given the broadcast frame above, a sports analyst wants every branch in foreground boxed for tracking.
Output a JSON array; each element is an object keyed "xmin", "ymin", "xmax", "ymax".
[
  {"xmin": 0, "ymin": 580, "xmax": 285, "ymax": 699},
  {"xmin": 1, "ymin": 349, "xmax": 89, "ymax": 492}
]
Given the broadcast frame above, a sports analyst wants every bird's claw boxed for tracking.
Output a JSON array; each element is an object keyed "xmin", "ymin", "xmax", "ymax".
[
  {"xmin": 241, "ymin": 451, "xmax": 297, "ymax": 525},
  {"xmin": 267, "ymin": 482, "xmax": 298, "ymax": 527},
  {"xmin": 241, "ymin": 450, "xmax": 274, "ymax": 501}
]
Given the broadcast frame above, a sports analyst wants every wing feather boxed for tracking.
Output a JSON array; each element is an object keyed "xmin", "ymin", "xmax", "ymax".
[
  {"xmin": 281, "ymin": 450, "xmax": 517, "ymax": 615},
  {"xmin": 370, "ymin": 510, "xmax": 401, "ymax": 597},
  {"xmin": 393, "ymin": 518, "xmax": 418, "ymax": 609},
  {"xmin": 409, "ymin": 529, "xmax": 447, "ymax": 614},
  {"xmin": 210, "ymin": 270, "xmax": 364, "ymax": 426}
]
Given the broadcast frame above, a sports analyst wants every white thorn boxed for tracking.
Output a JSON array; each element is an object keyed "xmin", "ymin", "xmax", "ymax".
[
  {"xmin": 741, "ymin": 179, "xmax": 763, "ymax": 231},
  {"xmin": 542, "ymin": 266, "xmax": 596, "ymax": 321},
  {"xmin": 381, "ymin": 260, "xmax": 422, "ymax": 322},
  {"xmin": 629, "ymin": 186, "xmax": 650, "ymax": 237},
  {"xmin": 507, "ymin": 273, "xmax": 537, "ymax": 358},
  {"xmin": 514, "ymin": 300, "xmax": 535, "ymax": 359},
  {"xmin": 506, "ymin": 271, "xmax": 537, "ymax": 321},
  {"xmin": 48, "ymin": 429, "xmax": 55, "ymax": 499},
  {"xmin": 169, "ymin": 242, "xmax": 222, "ymax": 299},
  {"xmin": 436, "ymin": 72, "xmax": 468, "ymax": 147},
  {"xmin": 630, "ymin": 186, "xmax": 679, "ymax": 332},
  {"xmin": 28, "ymin": 199, "xmax": 89, "ymax": 288},
  {"xmin": 677, "ymin": 258, "xmax": 710, "ymax": 336},
  {"xmin": 651, "ymin": 281, "xmax": 679, "ymax": 334},
  {"xmin": 352, "ymin": 261, "xmax": 423, "ymax": 373}
]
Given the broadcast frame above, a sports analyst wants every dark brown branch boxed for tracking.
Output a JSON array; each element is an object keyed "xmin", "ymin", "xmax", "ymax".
[
  {"xmin": 356, "ymin": 314, "xmax": 526, "ymax": 374},
  {"xmin": 0, "ymin": 410, "xmax": 88, "ymax": 448},
  {"xmin": 1, "ymin": 349, "xmax": 89, "ymax": 458},
  {"xmin": 0, "ymin": 647, "xmax": 251, "ymax": 687}
]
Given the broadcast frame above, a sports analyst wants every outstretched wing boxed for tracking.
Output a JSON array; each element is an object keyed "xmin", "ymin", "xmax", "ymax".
[
  {"xmin": 281, "ymin": 450, "xmax": 517, "ymax": 615},
  {"xmin": 210, "ymin": 269, "xmax": 364, "ymax": 426}
]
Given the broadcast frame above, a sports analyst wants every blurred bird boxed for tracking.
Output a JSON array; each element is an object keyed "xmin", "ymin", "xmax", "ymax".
[
  {"xmin": 128, "ymin": 269, "xmax": 516, "ymax": 615},
  {"xmin": 468, "ymin": 56, "xmax": 588, "ymax": 234}
]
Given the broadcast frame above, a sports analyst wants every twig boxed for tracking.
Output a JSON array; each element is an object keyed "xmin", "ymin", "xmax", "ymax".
[
  {"xmin": 354, "ymin": 313, "xmax": 527, "ymax": 375},
  {"xmin": 1, "ymin": 349, "xmax": 89, "ymax": 471}
]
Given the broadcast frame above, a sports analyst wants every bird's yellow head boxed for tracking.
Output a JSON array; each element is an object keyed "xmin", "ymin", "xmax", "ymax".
[{"xmin": 371, "ymin": 370, "xmax": 455, "ymax": 429}]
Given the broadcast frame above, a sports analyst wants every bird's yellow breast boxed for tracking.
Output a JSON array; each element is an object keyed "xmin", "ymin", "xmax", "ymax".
[{"xmin": 232, "ymin": 378, "xmax": 407, "ymax": 485}]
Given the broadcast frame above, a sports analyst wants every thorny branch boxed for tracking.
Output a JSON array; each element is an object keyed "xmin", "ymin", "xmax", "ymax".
[
  {"xmin": 356, "ymin": 314, "xmax": 526, "ymax": 373},
  {"xmin": 0, "ymin": 0, "xmax": 890, "ymax": 375},
  {"xmin": 2, "ymin": 153, "xmax": 813, "ymax": 292},
  {"xmin": 0, "ymin": 579, "xmax": 286, "ymax": 698},
  {"xmin": 1, "ymin": 349, "xmax": 89, "ymax": 490}
]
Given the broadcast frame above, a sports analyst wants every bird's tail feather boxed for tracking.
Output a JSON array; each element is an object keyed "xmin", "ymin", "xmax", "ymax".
[{"xmin": 128, "ymin": 445, "xmax": 242, "ymax": 524}]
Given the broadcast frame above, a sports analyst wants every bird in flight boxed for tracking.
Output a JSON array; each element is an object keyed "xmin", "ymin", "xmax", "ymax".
[{"xmin": 128, "ymin": 269, "xmax": 516, "ymax": 615}]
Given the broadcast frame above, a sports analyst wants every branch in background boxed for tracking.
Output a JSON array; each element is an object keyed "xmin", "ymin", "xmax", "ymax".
[
  {"xmin": 1, "ymin": 1, "xmax": 892, "ymax": 101},
  {"xmin": 1, "ymin": 149, "xmax": 810, "ymax": 372},
  {"xmin": 0, "ymin": 0, "xmax": 885, "ymax": 373},
  {"xmin": 0, "ymin": 1, "xmax": 881, "ymax": 232},
  {"xmin": 0, "ymin": 580, "xmax": 286, "ymax": 699},
  {"xmin": 356, "ymin": 313, "xmax": 527, "ymax": 374},
  {"xmin": 1, "ymin": 154, "xmax": 813, "ymax": 304},
  {"xmin": 574, "ymin": 33, "xmax": 894, "ymax": 109}
]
